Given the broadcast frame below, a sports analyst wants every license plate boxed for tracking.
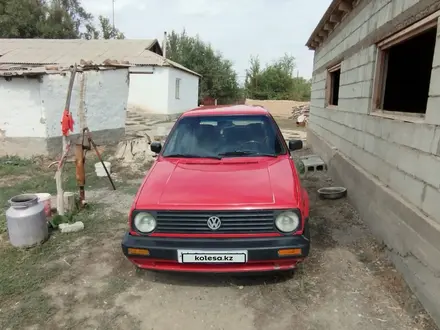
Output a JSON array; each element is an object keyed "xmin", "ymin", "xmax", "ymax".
[{"xmin": 177, "ymin": 250, "xmax": 248, "ymax": 263}]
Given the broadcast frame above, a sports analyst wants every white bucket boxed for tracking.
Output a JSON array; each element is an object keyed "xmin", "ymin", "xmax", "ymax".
[
  {"xmin": 95, "ymin": 161, "xmax": 111, "ymax": 177},
  {"xmin": 34, "ymin": 193, "xmax": 52, "ymax": 218}
]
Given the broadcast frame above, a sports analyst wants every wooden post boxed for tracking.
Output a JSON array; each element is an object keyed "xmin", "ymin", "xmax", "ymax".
[{"xmin": 56, "ymin": 64, "xmax": 77, "ymax": 216}]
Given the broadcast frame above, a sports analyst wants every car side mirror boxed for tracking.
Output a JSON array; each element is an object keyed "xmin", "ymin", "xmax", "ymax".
[
  {"xmin": 150, "ymin": 142, "xmax": 162, "ymax": 153},
  {"xmin": 288, "ymin": 139, "xmax": 303, "ymax": 151}
]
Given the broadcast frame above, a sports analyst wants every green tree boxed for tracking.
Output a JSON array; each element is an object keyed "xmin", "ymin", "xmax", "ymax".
[
  {"xmin": 0, "ymin": 0, "xmax": 124, "ymax": 39},
  {"xmin": 166, "ymin": 29, "xmax": 240, "ymax": 104},
  {"xmin": 0, "ymin": 0, "xmax": 47, "ymax": 38},
  {"xmin": 95, "ymin": 15, "xmax": 125, "ymax": 39},
  {"xmin": 245, "ymin": 54, "xmax": 311, "ymax": 101}
]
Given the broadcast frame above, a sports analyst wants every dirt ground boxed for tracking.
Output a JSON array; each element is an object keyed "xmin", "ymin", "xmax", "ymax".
[{"xmin": 0, "ymin": 118, "xmax": 437, "ymax": 330}]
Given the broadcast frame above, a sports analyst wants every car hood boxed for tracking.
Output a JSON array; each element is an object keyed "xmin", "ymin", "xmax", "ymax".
[{"xmin": 135, "ymin": 157, "xmax": 301, "ymax": 210}]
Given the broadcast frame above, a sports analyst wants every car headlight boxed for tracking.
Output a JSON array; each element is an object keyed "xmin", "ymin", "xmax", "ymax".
[
  {"xmin": 275, "ymin": 211, "xmax": 300, "ymax": 233},
  {"xmin": 133, "ymin": 212, "xmax": 157, "ymax": 233}
]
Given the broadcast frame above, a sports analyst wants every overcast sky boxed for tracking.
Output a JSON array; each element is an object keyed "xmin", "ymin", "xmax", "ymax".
[{"xmin": 84, "ymin": 0, "xmax": 331, "ymax": 82}]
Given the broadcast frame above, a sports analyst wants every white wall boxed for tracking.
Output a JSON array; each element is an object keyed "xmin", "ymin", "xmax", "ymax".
[
  {"xmin": 0, "ymin": 77, "xmax": 46, "ymax": 138},
  {"xmin": 167, "ymin": 67, "xmax": 199, "ymax": 114},
  {"xmin": 127, "ymin": 66, "xmax": 169, "ymax": 114},
  {"xmin": 127, "ymin": 66, "xmax": 199, "ymax": 115},
  {"xmin": 41, "ymin": 69, "xmax": 129, "ymax": 138}
]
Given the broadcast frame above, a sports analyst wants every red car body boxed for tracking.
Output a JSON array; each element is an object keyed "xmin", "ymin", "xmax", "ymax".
[{"xmin": 122, "ymin": 105, "xmax": 310, "ymax": 274}]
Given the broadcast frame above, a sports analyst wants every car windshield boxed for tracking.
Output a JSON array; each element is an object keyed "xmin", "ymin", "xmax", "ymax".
[{"xmin": 162, "ymin": 114, "xmax": 287, "ymax": 158}]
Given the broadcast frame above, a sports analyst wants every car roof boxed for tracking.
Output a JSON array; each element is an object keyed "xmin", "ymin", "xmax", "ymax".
[{"xmin": 181, "ymin": 105, "xmax": 271, "ymax": 117}]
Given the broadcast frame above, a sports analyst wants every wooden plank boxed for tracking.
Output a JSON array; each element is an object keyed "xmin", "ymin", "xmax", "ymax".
[
  {"xmin": 378, "ymin": 10, "xmax": 440, "ymax": 49},
  {"xmin": 328, "ymin": 63, "xmax": 341, "ymax": 73},
  {"xmin": 371, "ymin": 49, "xmax": 386, "ymax": 111}
]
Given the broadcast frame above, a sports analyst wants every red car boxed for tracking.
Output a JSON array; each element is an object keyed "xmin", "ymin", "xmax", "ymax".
[{"xmin": 122, "ymin": 105, "xmax": 310, "ymax": 275}]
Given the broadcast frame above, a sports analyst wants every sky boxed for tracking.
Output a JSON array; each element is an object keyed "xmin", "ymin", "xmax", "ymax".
[{"xmin": 83, "ymin": 0, "xmax": 332, "ymax": 82}]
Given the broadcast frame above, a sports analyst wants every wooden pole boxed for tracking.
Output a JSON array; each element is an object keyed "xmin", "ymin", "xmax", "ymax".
[{"xmin": 56, "ymin": 64, "xmax": 77, "ymax": 216}]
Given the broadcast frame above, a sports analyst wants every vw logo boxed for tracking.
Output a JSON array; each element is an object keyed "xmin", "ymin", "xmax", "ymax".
[{"xmin": 207, "ymin": 216, "xmax": 221, "ymax": 230}]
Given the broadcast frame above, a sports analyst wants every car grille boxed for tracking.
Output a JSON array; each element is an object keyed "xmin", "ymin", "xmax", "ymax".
[{"xmin": 155, "ymin": 210, "xmax": 276, "ymax": 233}]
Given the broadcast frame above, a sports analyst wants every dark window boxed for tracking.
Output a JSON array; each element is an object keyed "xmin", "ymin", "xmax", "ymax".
[
  {"xmin": 162, "ymin": 115, "xmax": 287, "ymax": 158},
  {"xmin": 375, "ymin": 26, "xmax": 437, "ymax": 114},
  {"xmin": 327, "ymin": 64, "xmax": 341, "ymax": 106}
]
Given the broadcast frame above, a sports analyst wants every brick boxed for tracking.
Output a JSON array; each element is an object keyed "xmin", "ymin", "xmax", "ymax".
[
  {"xmin": 376, "ymin": 2, "xmax": 393, "ymax": 28},
  {"xmin": 372, "ymin": 0, "xmax": 392, "ymax": 14},
  {"xmin": 311, "ymin": 79, "xmax": 326, "ymax": 92},
  {"xmin": 426, "ymin": 96, "xmax": 440, "ymax": 125},
  {"xmin": 367, "ymin": 9, "xmax": 380, "ymax": 34},
  {"xmin": 403, "ymin": 0, "xmax": 420, "ymax": 12},
  {"xmin": 340, "ymin": 65, "xmax": 370, "ymax": 86},
  {"xmin": 339, "ymin": 80, "xmax": 372, "ymax": 99},
  {"xmin": 389, "ymin": 168, "xmax": 425, "ymax": 207},
  {"xmin": 431, "ymin": 127, "xmax": 440, "ymax": 155},
  {"xmin": 396, "ymin": 148, "xmax": 440, "ymax": 189},
  {"xmin": 392, "ymin": 0, "xmax": 417, "ymax": 19},
  {"xmin": 311, "ymin": 97, "xmax": 325, "ymax": 109},
  {"xmin": 311, "ymin": 89, "xmax": 326, "ymax": 100},
  {"xmin": 377, "ymin": 119, "xmax": 436, "ymax": 154},
  {"xmin": 433, "ymin": 35, "xmax": 440, "ymax": 67},
  {"xmin": 438, "ymin": 17, "xmax": 440, "ymax": 37},
  {"xmin": 422, "ymin": 185, "xmax": 440, "ymax": 223},
  {"xmin": 391, "ymin": 0, "xmax": 405, "ymax": 18},
  {"xmin": 359, "ymin": 21, "xmax": 369, "ymax": 40},
  {"xmin": 337, "ymin": 98, "xmax": 370, "ymax": 114},
  {"xmin": 429, "ymin": 67, "xmax": 440, "ymax": 96}
]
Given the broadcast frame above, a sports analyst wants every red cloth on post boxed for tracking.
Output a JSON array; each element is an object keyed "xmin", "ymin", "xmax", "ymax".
[{"xmin": 61, "ymin": 109, "xmax": 74, "ymax": 136}]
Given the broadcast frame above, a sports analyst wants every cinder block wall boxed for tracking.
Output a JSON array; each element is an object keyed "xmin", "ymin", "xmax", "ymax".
[{"xmin": 308, "ymin": 0, "xmax": 440, "ymax": 325}]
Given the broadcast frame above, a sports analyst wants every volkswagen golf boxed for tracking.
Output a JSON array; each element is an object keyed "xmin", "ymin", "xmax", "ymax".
[{"xmin": 121, "ymin": 105, "xmax": 310, "ymax": 274}]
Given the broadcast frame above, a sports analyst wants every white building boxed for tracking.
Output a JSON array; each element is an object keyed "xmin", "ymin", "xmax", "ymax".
[
  {"xmin": 0, "ymin": 39, "xmax": 200, "ymax": 157},
  {"xmin": 0, "ymin": 64, "xmax": 129, "ymax": 157},
  {"xmin": 306, "ymin": 0, "xmax": 440, "ymax": 325},
  {"xmin": 128, "ymin": 61, "xmax": 200, "ymax": 119}
]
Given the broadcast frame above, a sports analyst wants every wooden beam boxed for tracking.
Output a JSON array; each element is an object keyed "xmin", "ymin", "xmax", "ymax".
[
  {"xmin": 329, "ymin": 14, "xmax": 341, "ymax": 23},
  {"xmin": 338, "ymin": 1, "xmax": 352, "ymax": 12},
  {"xmin": 377, "ymin": 10, "xmax": 440, "ymax": 49},
  {"xmin": 324, "ymin": 23, "xmax": 334, "ymax": 31}
]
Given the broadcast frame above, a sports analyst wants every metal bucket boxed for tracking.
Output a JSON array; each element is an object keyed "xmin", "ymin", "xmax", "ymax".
[{"xmin": 6, "ymin": 194, "xmax": 48, "ymax": 248}]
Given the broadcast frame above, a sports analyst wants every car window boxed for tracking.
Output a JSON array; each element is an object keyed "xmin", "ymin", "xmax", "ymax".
[{"xmin": 162, "ymin": 115, "xmax": 287, "ymax": 158}]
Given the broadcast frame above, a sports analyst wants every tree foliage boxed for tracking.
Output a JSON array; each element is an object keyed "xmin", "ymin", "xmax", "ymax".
[
  {"xmin": 0, "ymin": 0, "xmax": 125, "ymax": 39},
  {"xmin": 166, "ymin": 30, "xmax": 240, "ymax": 105},
  {"xmin": 245, "ymin": 54, "xmax": 311, "ymax": 101}
]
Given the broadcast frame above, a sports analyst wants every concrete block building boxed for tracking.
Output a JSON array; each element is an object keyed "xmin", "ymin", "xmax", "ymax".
[{"xmin": 306, "ymin": 0, "xmax": 440, "ymax": 325}]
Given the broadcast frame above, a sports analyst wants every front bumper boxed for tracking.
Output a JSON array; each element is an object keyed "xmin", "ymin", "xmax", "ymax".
[{"xmin": 121, "ymin": 232, "xmax": 310, "ymax": 273}]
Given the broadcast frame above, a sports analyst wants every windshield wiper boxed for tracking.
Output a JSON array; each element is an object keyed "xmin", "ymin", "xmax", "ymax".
[
  {"xmin": 164, "ymin": 153, "xmax": 222, "ymax": 160},
  {"xmin": 218, "ymin": 151, "xmax": 277, "ymax": 157}
]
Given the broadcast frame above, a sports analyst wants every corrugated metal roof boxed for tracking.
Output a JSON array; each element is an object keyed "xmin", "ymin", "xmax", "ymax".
[{"xmin": 0, "ymin": 39, "xmax": 200, "ymax": 76}]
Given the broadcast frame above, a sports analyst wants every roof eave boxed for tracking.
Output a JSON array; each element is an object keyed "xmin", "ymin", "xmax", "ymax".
[{"xmin": 305, "ymin": 0, "xmax": 359, "ymax": 51}]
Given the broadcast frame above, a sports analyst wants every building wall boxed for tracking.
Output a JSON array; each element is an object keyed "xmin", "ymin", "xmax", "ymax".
[
  {"xmin": 308, "ymin": 0, "xmax": 440, "ymax": 325},
  {"xmin": 41, "ymin": 69, "xmax": 128, "ymax": 155},
  {"xmin": 0, "ymin": 77, "xmax": 48, "ymax": 156},
  {"xmin": 0, "ymin": 77, "xmax": 46, "ymax": 138},
  {"xmin": 127, "ymin": 66, "xmax": 199, "ymax": 117},
  {"xmin": 0, "ymin": 69, "xmax": 128, "ymax": 157},
  {"xmin": 127, "ymin": 66, "xmax": 169, "ymax": 114},
  {"xmin": 167, "ymin": 67, "xmax": 199, "ymax": 115}
]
